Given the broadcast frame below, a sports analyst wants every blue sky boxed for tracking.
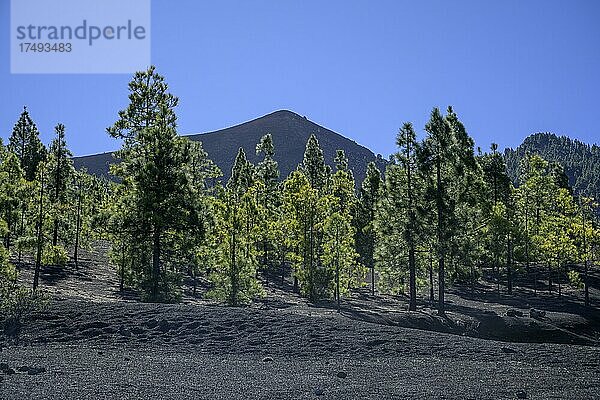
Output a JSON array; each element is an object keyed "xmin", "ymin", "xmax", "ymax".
[{"xmin": 1, "ymin": 0, "xmax": 599, "ymax": 157}]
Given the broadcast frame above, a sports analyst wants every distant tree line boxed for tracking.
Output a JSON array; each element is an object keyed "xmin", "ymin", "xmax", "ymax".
[{"xmin": 1, "ymin": 66, "xmax": 598, "ymax": 313}]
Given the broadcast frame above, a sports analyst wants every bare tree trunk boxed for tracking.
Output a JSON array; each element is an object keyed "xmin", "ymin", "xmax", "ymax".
[
  {"xmin": 435, "ymin": 160, "xmax": 445, "ymax": 316},
  {"xmin": 582, "ymin": 204, "xmax": 589, "ymax": 306},
  {"xmin": 548, "ymin": 261, "xmax": 552, "ymax": 293},
  {"xmin": 33, "ymin": 168, "xmax": 45, "ymax": 291},
  {"xmin": 507, "ymin": 230, "xmax": 512, "ymax": 295},
  {"xmin": 558, "ymin": 261, "xmax": 562, "ymax": 297},
  {"xmin": 74, "ymin": 185, "xmax": 82, "ymax": 268},
  {"xmin": 119, "ymin": 244, "xmax": 125, "ymax": 293},
  {"xmin": 151, "ymin": 228, "xmax": 161, "ymax": 301},
  {"xmin": 230, "ymin": 213, "xmax": 238, "ymax": 306},
  {"xmin": 408, "ymin": 247, "xmax": 416, "ymax": 311},
  {"xmin": 429, "ymin": 251, "xmax": 434, "ymax": 303},
  {"xmin": 336, "ymin": 229, "xmax": 340, "ymax": 312},
  {"xmin": 17, "ymin": 206, "xmax": 25, "ymax": 264}
]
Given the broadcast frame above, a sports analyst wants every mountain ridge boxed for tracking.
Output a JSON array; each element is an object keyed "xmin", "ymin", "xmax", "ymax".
[
  {"xmin": 504, "ymin": 132, "xmax": 600, "ymax": 200},
  {"xmin": 73, "ymin": 110, "xmax": 387, "ymax": 184}
]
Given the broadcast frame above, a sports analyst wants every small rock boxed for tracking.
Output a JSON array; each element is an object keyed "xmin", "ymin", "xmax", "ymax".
[
  {"xmin": 27, "ymin": 367, "xmax": 46, "ymax": 375},
  {"xmin": 501, "ymin": 347, "xmax": 517, "ymax": 354},
  {"xmin": 261, "ymin": 356, "xmax": 273, "ymax": 362},
  {"xmin": 516, "ymin": 389, "xmax": 527, "ymax": 399},
  {"xmin": 0, "ymin": 362, "xmax": 8, "ymax": 371},
  {"xmin": 314, "ymin": 387, "xmax": 325, "ymax": 396},
  {"xmin": 17, "ymin": 366, "xmax": 30, "ymax": 372},
  {"xmin": 336, "ymin": 371, "xmax": 347, "ymax": 378},
  {"xmin": 98, "ymin": 351, "xmax": 104, "ymax": 355},
  {"xmin": 529, "ymin": 308, "xmax": 546, "ymax": 319},
  {"xmin": 4, "ymin": 368, "xmax": 15, "ymax": 375},
  {"xmin": 124, "ymin": 357, "xmax": 131, "ymax": 361},
  {"xmin": 506, "ymin": 308, "xmax": 524, "ymax": 317}
]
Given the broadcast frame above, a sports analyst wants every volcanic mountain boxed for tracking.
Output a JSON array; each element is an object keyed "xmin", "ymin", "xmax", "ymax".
[{"xmin": 73, "ymin": 110, "xmax": 387, "ymax": 184}]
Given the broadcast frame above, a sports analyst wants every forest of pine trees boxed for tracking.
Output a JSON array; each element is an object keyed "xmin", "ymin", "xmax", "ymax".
[{"xmin": 1, "ymin": 67, "xmax": 599, "ymax": 312}]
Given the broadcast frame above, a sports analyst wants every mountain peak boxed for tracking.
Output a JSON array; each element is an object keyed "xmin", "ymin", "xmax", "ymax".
[{"xmin": 73, "ymin": 111, "xmax": 387, "ymax": 184}]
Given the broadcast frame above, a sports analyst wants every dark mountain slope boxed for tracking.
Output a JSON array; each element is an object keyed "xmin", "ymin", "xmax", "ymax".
[
  {"xmin": 504, "ymin": 132, "xmax": 600, "ymax": 200},
  {"xmin": 73, "ymin": 110, "xmax": 386, "ymax": 184}
]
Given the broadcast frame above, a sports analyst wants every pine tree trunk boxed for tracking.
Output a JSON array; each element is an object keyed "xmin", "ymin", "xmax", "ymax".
[
  {"xmin": 429, "ymin": 252, "xmax": 434, "ymax": 303},
  {"xmin": 336, "ymin": 238, "xmax": 340, "ymax": 312},
  {"xmin": 18, "ymin": 206, "xmax": 25, "ymax": 264},
  {"xmin": 584, "ymin": 260, "xmax": 589, "ymax": 307},
  {"xmin": 230, "ymin": 214, "xmax": 237, "ymax": 306},
  {"xmin": 408, "ymin": 246, "xmax": 416, "ymax": 311},
  {"xmin": 281, "ymin": 250, "xmax": 285, "ymax": 286},
  {"xmin": 52, "ymin": 221, "xmax": 59, "ymax": 247},
  {"xmin": 435, "ymin": 160, "xmax": 445, "ymax": 316},
  {"xmin": 74, "ymin": 187, "xmax": 82, "ymax": 268},
  {"xmin": 119, "ymin": 245, "xmax": 125, "ymax": 293},
  {"xmin": 151, "ymin": 228, "xmax": 161, "ymax": 302},
  {"xmin": 507, "ymin": 231, "xmax": 512, "ymax": 295},
  {"xmin": 438, "ymin": 257, "xmax": 445, "ymax": 315},
  {"xmin": 558, "ymin": 261, "xmax": 562, "ymax": 297},
  {"xmin": 309, "ymin": 211, "xmax": 315, "ymax": 302},
  {"xmin": 548, "ymin": 262, "xmax": 552, "ymax": 293},
  {"xmin": 371, "ymin": 265, "xmax": 375, "ymax": 296},
  {"xmin": 52, "ymin": 139, "xmax": 62, "ymax": 247},
  {"xmin": 582, "ymin": 205, "xmax": 589, "ymax": 306},
  {"xmin": 33, "ymin": 169, "xmax": 45, "ymax": 291}
]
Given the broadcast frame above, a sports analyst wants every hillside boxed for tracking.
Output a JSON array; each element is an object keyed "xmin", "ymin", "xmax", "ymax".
[
  {"xmin": 504, "ymin": 132, "xmax": 600, "ymax": 200},
  {"xmin": 73, "ymin": 110, "xmax": 387, "ymax": 184}
]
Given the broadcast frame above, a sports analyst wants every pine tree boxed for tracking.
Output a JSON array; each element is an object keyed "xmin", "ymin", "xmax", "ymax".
[
  {"xmin": 322, "ymin": 211, "xmax": 357, "ymax": 310},
  {"xmin": 107, "ymin": 67, "xmax": 202, "ymax": 302},
  {"xmin": 8, "ymin": 106, "xmax": 46, "ymax": 181},
  {"xmin": 32, "ymin": 163, "xmax": 47, "ymax": 291},
  {"xmin": 47, "ymin": 123, "xmax": 74, "ymax": 248},
  {"xmin": 417, "ymin": 107, "xmax": 463, "ymax": 315},
  {"xmin": 282, "ymin": 170, "xmax": 330, "ymax": 301},
  {"xmin": 0, "ymin": 152, "xmax": 26, "ymax": 252},
  {"xmin": 356, "ymin": 162, "xmax": 383, "ymax": 296},
  {"xmin": 395, "ymin": 122, "xmax": 420, "ymax": 310},
  {"xmin": 481, "ymin": 143, "xmax": 514, "ymax": 292},
  {"xmin": 208, "ymin": 148, "xmax": 262, "ymax": 305},
  {"xmin": 255, "ymin": 134, "xmax": 280, "ymax": 278},
  {"xmin": 301, "ymin": 134, "xmax": 327, "ymax": 192}
]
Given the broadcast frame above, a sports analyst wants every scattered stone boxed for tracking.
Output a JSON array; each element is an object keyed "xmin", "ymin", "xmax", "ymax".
[
  {"xmin": 516, "ymin": 389, "xmax": 528, "ymax": 399},
  {"xmin": 98, "ymin": 351, "xmax": 104, "ymax": 355},
  {"xmin": 314, "ymin": 387, "xmax": 325, "ymax": 396},
  {"xmin": 3, "ymin": 367, "xmax": 15, "ymax": 375},
  {"xmin": 336, "ymin": 371, "xmax": 347, "ymax": 378},
  {"xmin": 261, "ymin": 356, "xmax": 273, "ymax": 362},
  {"xmin": 506, "ymin": 308, "xmax": 524, "ymax": 317},
  {"xmin": 529, "ymin": 308, "xmax": 546, "ymax": 319},
  {"xmin": 27, "ymin": 367, "xmax": 46, "ymax": 375},
  {"xmin": 124, "ymin": 357, "xmax": 131, "ymax": 361},
  {"xmin": 0, "ymin": 362, "xmax": 8, "ymax": 371},
  {"xmin": 501, "ymin": 347, "xmax": 517, "ymax": 354}
]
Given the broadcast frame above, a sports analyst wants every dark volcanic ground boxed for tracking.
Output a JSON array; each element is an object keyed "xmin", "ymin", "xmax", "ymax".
[{"xmin": 1, "ymin": 245, "xmax": 600, "ymax": 399}]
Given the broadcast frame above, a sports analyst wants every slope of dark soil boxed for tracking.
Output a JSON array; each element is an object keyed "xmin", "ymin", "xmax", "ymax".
[{"xmin": 3, "ymin": 245, "xmax": 600, "ymax": 399}]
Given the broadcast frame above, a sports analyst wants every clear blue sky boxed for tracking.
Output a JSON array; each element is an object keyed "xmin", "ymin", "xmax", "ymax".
[{"xmin": 1, "ymin": 0, "xmax": 599, "ymax": 157}]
